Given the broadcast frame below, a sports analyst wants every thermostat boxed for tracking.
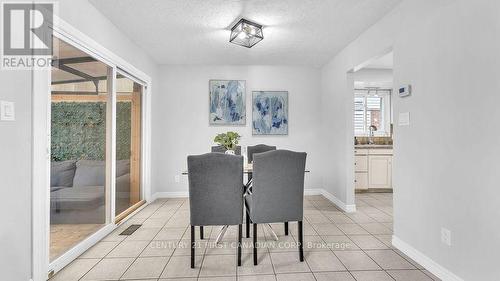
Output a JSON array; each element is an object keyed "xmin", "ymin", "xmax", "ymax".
[{"xmin": 398, "ymin": 85, "xmax": 411, "ymax": 97}]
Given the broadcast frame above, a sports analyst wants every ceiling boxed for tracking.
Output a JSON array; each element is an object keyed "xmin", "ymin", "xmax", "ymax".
[{"xmin": 89, "ymin": 0, "xmax": 401, "ymax": 67}]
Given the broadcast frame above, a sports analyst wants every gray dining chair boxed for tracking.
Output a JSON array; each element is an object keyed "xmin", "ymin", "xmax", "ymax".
[
  {"xmin": 211, "ymin": 145, "xmax": 241, "ymax": 155},
  {"xmin": 245, "ymin": 144, "xmax": 276, "ymax": 237},
  {"xmin": 187, "ymin": 153, "xmax": 244, "ymax": 268},
  {"xmin": 247, "ymin": 144, "xmax": 276, "ymax": 163},
  {"xmin": 244, "ymin": 149, "xmax": 307, "ymax": 265}
]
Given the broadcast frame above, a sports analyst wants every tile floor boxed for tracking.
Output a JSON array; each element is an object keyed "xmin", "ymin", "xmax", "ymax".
[{"xmin": 51, "ymin": 193, "xmax": 441, "ymax": 281}]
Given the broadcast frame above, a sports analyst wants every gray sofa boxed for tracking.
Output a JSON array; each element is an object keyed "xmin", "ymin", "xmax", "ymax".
[{"xmin": 50, "ymin": 159, "xmax": 131, "ymax": 224}]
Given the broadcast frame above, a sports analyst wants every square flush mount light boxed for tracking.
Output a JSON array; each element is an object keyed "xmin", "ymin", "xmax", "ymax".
[{"xmin": 229, "ymin": 18, "xmax": 263, "ymax": 48}]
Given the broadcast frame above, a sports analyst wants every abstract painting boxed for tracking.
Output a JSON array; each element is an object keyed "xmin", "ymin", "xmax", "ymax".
[
  {"xmin": 252, "ymin": 91, "xmax": 288, "ymax": 135},
  {"xmin": 209, "ymin": 80, "xmax": 246, "ymax": 125}
]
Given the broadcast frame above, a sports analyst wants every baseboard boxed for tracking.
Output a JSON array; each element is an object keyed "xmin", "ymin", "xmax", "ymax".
[
  {"xmin": 318, "ymin": 188, "xmax": 356, "ymax": 213},
  {"xmin": 304, "ymin": 188, "xmax": 323, "ymax": 195},
  {"xmin": 152, "ymin": 191, "xmax": 189, "ymax": 200},
  {"xmin": 392, "ymin": 235, "xmax": 464, "ymax": 281},
  {"xmin": 152, "ymin": 188, "xmax": 356, "ymax": 213}
]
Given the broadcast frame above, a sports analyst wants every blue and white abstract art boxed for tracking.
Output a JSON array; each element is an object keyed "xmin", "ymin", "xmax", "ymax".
[
  {"xmin": 252, "ymin": 91, "xmax": 288, "ymax": 135},
  {"xmin": 209, "ymin": 80, "xmax": 246, "ymax": 125}
]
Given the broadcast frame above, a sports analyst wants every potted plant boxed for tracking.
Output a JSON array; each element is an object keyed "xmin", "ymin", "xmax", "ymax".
[{"xmin": 214, "ymin": 131, "xmax": 241, "ymax": 155}]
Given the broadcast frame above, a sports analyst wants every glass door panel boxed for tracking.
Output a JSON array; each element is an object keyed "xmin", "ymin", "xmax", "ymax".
[
  {"xmin": 49, "ymin": 36, "xmax": 111, "ymax": 261},
  {"xmin": 115, "ymin": 73, "xmax": 144, "ymax": 220}
]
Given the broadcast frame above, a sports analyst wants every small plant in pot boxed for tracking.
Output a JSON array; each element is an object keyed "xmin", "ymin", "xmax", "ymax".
[{"xmin": 214, "ymin": 131, "xmax": 241, "ymax": 155}]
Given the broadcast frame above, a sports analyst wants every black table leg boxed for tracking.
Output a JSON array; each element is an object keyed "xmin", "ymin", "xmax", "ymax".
[{"xmin": 246, "ymin": 208, "xmax": 250, "ymax": 238}]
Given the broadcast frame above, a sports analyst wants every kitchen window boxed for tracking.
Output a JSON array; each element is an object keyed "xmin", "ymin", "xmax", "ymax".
[{"xmin": 354, "ymin": 89, "xmax": 392, "ymax": 136}]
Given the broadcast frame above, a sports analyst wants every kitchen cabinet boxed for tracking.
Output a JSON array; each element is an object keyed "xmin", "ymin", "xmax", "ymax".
[
  {"xmin": 355, "ymin": 147, "xmax": 393, "ymax": 190},
  {"xmin": 355, "ymin": 172, "xmax": 369, "ymax": 189},
  {"xmin": 368, "ymin": 155, "xmax": 392, "ymax": 189},
  {"xmin": 355, "ymin": 155, "xmax": 368, "ymax": 172}
]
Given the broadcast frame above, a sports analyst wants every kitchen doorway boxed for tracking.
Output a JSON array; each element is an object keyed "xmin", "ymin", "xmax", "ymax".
[{"xmin": 351, "ymin": 51, "xmax": 394, "ymax": 195}]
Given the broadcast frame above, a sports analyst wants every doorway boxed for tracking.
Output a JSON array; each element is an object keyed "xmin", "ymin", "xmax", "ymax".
[
  {"xmin": 350, "ymin": 51, "xmax": 394, "ymax": 199},
  {"xmin": 114, "ymin": 72, "xmax": 146, "ymax": 222},
  {"xmin": 50, "ymin": 37, "xmax": 113, "ymax": 261},
  {"xmin": 47, "ymin": 35, "xmax": 148, "ymax": 273}
]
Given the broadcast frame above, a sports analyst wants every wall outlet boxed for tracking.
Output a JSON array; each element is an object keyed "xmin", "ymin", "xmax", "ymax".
[
  {"xmin": 441, "ymin": 227, "xmax": 451, "ymax": 246},
  {"xmin": 174, "ymin": 175, "xmax": 180, "ymax": 183}
]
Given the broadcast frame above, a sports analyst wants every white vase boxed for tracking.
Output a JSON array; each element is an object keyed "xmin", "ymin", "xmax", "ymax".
[{"xmin": 225, "ymin": 150, "xmax": 235, "ymax": 155}]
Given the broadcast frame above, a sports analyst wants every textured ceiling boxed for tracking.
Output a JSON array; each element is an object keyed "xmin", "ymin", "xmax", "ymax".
[{"xmin": 89, "ymin": 0, "xmax": 401, "ymax": 67}]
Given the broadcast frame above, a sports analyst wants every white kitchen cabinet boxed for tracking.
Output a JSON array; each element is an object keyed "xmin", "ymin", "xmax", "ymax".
[
  {"xmin": 368, "ymin": 155, "xmax": 392, "ymax": 189},
  {"xmin": 355, "ymin": 172, "xmax": 369, "ymax": 190},
  {"xmin": 355, "ymin": 155, "xmax": 368, "ymax": 172},
  {"xmin": 355, "ymin": 147, "xmax": 393, "ymax": 190}
]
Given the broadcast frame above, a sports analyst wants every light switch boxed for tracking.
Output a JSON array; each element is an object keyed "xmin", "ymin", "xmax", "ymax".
[
  {"xmin": 0, "ymin": 101, "xmax": 15, "ymax": 121},
  {"xmin": 398, "ymin": 112, "xmax": 410, "ymax": 126}
]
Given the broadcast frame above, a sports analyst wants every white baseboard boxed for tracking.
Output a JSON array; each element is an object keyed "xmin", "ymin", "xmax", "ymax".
[
  {"xmin": 392, "ymin": 235, "xmax": 464, "ymax": 281},
  {"xmin": 152, "ymin": 188, "xmax": 356, "ymax": 213},
  {"xmin": 304, "ymin": 188, "xmax": 323, "ymax": 195},
  {"xmin": 318, "ymin": 188, "xmax": 356, "ymax": 213},
  {"xmin": 152, "ymin": 191, "xmax": 189, "ymax": 201}
]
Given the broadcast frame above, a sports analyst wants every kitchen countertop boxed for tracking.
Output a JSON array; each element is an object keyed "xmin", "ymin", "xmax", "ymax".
[{"xmin": 355, "ymin": 144, "xmax": 393, "ymax": 149}]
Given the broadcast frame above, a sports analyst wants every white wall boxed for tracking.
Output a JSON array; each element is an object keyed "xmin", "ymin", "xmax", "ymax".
[
  {"xmin": 152, "ymin": 65, "xmax": 322, "ymax": 194},
  {"xmin": 0, "ymin": 71, "xmax": 32, "ymax": 281},
  {"xmin": 353, "ymin": 68, "xmax": 393, "ymax": 89},
  {"xmin": 0, "ymin": 1, "xmax": 158, "ymax": 280},
  {"xmin": 320, "ymin": 0, "xmax": 500, "ymax": 279}
]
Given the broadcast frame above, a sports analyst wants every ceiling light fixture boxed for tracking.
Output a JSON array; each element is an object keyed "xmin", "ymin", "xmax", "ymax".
[{"xmin": 229, "ymin": 18, "xmax": 263, "ymax": 48}]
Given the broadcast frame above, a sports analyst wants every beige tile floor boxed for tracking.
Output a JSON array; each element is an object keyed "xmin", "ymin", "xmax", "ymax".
[{"xmin": 51, "ymin": 193, "xmax": 441, "ymax": 281}]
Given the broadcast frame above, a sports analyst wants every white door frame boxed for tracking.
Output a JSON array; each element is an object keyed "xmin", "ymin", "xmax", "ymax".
[{"xmin": 32, "ymin": 15, "xmax": 152, "ymax": 281}]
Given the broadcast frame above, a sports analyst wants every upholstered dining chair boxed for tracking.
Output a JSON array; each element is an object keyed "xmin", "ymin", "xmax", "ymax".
[
  {"xmin": 244, "ymin": 150, "xmax": 307, "ymax": 265},
  {"xmin": 211, "ymin": 145, "xmax": 242, "ymax": 155},
  {"xmin": 245, "ymin": 144, "xmax": 277, "ymax": 237},
  {"xmin": 246, "ymin": 144, "xmax": 276, "ymax": 163},
  {"xmin": 187, "ymin": 153, "xmax": 244, "ymax": 268}
]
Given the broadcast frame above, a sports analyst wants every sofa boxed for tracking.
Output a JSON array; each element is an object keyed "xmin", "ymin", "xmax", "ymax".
[{"xmin": 50, "ymin": 159, "xmax": 131, "ymax": 224}]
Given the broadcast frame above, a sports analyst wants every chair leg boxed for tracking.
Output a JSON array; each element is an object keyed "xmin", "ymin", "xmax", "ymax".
[
  {"xmin": 190, "ymin": 225, "xmax": 195, "ymax": 268},
  {"xmin": 246, "ymin": 209, "xmax": 250, "ymax": 238},
  {"xmin": 238, "ymin": 224, "xmax": 242, "ymax": 266},
  {"xmin": 284, "ymin": 222, "xmax": 289, "ymax": 236},
  {"xmin": 253, "ymin": 223, "xmax": 258, "ymax": 265},
  {"xmin": 200, "ymin": 226, "xmax": 204, "ymax": 240},
  {"xmin": 298, "ymin": 221, "xmax": 304, "ymax": 262}
]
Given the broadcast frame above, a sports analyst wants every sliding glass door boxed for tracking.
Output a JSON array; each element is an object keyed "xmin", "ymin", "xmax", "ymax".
[
  {"xmin": 49, "ymin": 35, "xmax": 147, "ymax": 271},
  {"xmin": 115, "ymin": 72, "xmax": 145, "ymax": 221},
  {"xmin": 50, "ymin": 37, "xmax": 112, "ymax": 261}
]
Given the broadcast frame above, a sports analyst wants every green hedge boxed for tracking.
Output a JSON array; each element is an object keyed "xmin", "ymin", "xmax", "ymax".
[{"xmin": 51, "ymin": 102, "xmax": 131, "ymax": 161}]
